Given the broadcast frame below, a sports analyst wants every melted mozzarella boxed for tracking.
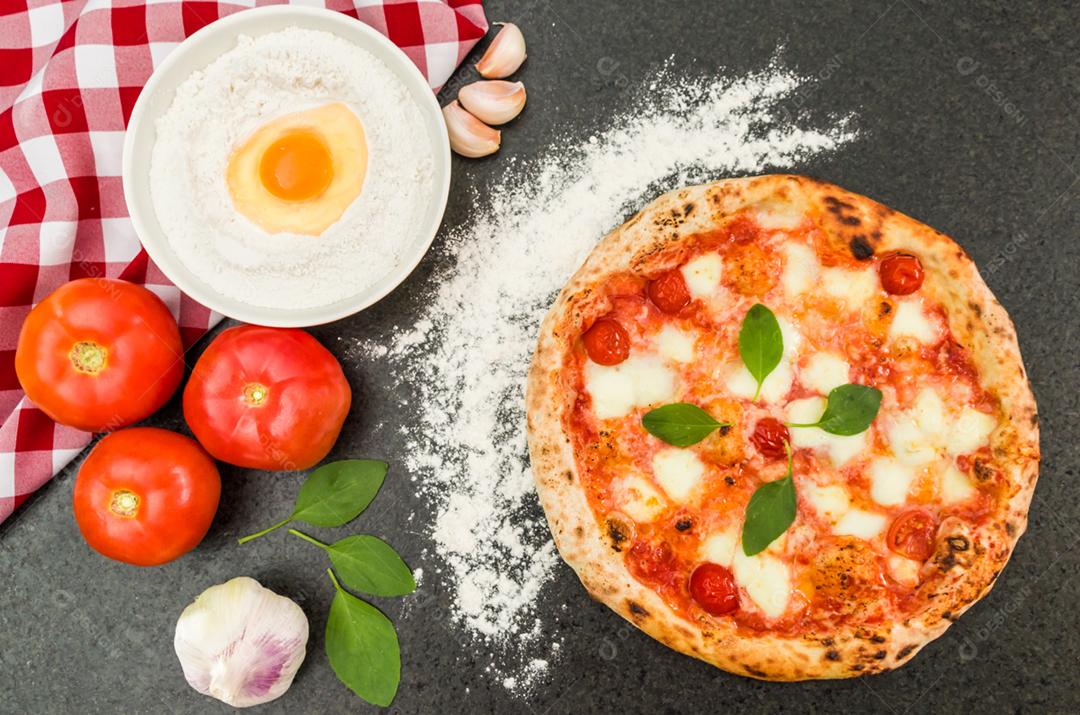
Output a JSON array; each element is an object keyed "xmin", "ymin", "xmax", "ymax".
[
  {"xmin": 887, "ymin": 554, "xmax": 922, "ymax": 587},
  {"xmin": 913, "ymin": 388, "xmax": 948, "ymax": 435},
  {"xmin": 781, "ymin": 242, "xmax": 820, "ymax": 297},
  {"xmin": 726, "ymin": 359, "xmax": 794, "ymax": 404},
  {"xmin": 889, "ymin": 300, "xmax": 940, "ymax": 344},
  {"xmin": 652, "ymin": 449, "xmax": 705, "ymax": 503},
  {"xmin": 885, "ymin": 389, "xmax": 996, "ymax": 466},
  {"xmin": 585, "ymin": 356, "xmax": 675, "ymax": 419},
  {"xmin": 681, "ymin": 253, "xmax": 723, "ymax": 298},
  {"xmin": 614, "ymin": 474, "xmax": 666, "ymax": 523},
  {"xmin": 801, "ymin": 352, "xmax": 850, "ymax": 395},
  {"xmin": 886, "ymin": 415, "xmax": 937, "ymax": 466},
  {"xmin": 947, "ymin": 407, "xmax": 997, "ymax": 455},
  {"xmin": 786, "ymin": 397, "xmax": 868, "ymax": 467},
  {"xmin": 940, "ymin": 464, "xmax": 976, "ymax": 503},
  {"xmin": 869, "ymin": 457, "xmax": 918, "ymax": 506},
  {"xmin": 655, "ymin": 325, "xmax": 695, "ymax": 363},
  {"xmin": 802, "ymin": 483, "xmax": 850, "ymax": 521},
  {"xmin": 700, "ymin": 528, "xmax": 738, "ymax": 567},
  {"xmin": 821, "ymin": 266, "xmax": 879, "ymax": 308},
  {"xmin": 833, "ymin": 509, "xmax": 887, "ymax": 540},
  {"xmin": 732, "ymin": 548, "xmax": 791, "ymax": 619}
]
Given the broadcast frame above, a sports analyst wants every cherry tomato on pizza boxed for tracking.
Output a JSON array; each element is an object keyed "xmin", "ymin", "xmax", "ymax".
[
  {"xmin": 751, "ymin": 417, "xmax": 790, "ymax": 461},
  {"xmin": 15, "ymin": 278, "xmax": 184, "ymax": 432},
  {"xmin": 73, "ymin": 428, "xmax": 220, "ymax": 566},
  {"xmin": 878, "ymin": 253, "xmax": 924, "ymax": 295},
  {"xmin": 582, "ymin": 318, "xmax": 630, "ymax": 366},
  {"xmin": 647, "ymin": 270, "xmax": 691, "ymax": 314},
  {"xmin": 887, "ymin": 508, "xmax": 937, "ymax": 561},
  {"xmin": 689, "ymin": 563, "xmax": 740, "ymax": 616},
  {"xmin": 183, "ymin": 325, "xmax": 351, "ymax": 471}
]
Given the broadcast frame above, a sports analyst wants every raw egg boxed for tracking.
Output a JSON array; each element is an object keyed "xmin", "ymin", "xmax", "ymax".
[{"xmin": 226, "ymin": 103, "xmax": 367, "ymax": 235}]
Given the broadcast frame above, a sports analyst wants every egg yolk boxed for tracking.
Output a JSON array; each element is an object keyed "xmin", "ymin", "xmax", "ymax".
[{"xmin": 258, "ymin": 130, "xmax": 334, "ymax": 202}]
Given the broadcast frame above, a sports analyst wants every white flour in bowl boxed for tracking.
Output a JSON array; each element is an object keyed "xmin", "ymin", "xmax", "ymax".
[
  {"xmin": 345, "ymin": 58, "xmax": 858, "ymax": 694},
  {"xmin": 149, "ymin": 27, "xmax": 434, "ymax": 311}
]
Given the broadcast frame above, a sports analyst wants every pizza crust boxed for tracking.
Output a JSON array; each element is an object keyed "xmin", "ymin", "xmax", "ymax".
[{"xmin": 525, "ymin": 175, "xmax": 1040, "ymax": 680}]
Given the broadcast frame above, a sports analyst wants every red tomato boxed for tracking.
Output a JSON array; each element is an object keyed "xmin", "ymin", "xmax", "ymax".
[
  {"xmin": 647, "ymin": 270, "xmax": 691, "ymax": 314},
  {"xmin": 183, "ymin": 325, "xmax": 351, "ymax": 470},
  {"xmin": 887, "ymin": 508, "xmax": 937, "ymax": 561},
  {"xmin": 751, "ymin": 417, "xmax": 790, "ymax": 461},
  {"xmin": 689, "ymin": 562, "xmax": 740, "ymax": 616},
  {"xmin": 73, "ymin": 428, "xmax": 220, "ymax": 566},
  {"xmin": 15, "ymin": 278, "xmax": 184, "ymax": 432},
  {"xmin": 879, "ymin": 253, "xmax": 924, "ymax": 295},
  {"xmin": 582, "ymin": 318, "xmax": 630, "ymax": 366}
]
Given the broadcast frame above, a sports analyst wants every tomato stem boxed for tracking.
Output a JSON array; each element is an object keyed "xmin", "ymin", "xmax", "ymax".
[
  {"xmin": 236, "ymin": 517, "xmax": 291, "ymax": 545},
  {"xmin": 69, "ymin": 341, "xmax": 108, "ymax": 375},
  {"xmin": 287, "ymin": 528, "xmax": 328, "ymax": 550}
]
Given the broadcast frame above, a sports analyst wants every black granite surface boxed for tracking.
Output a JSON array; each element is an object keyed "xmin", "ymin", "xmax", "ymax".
[{"xmin": 3, "ymin": 1, "xmax": 1080, "ymax": 713}]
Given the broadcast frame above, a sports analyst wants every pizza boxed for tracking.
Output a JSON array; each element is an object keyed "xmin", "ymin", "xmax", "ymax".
[{"xmin": 525, "ymin": 175, "xmax": 1039, "ymax": 680}]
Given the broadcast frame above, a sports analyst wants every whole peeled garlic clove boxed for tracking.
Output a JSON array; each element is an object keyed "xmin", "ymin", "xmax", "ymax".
[
  {"xmin": 443, "ymin": 100, "xmax": 501, "ymax": 158},
  {"xmin": 476, "ymin": 23, "xmax": 527, "ymax": 79},
  {"xmin": 458, "ymin": 81, "xmax": 526, "ymax": 126},
  {"xmin": 175, "ymin": 576, "xmax": 309, "ymax": 708}
]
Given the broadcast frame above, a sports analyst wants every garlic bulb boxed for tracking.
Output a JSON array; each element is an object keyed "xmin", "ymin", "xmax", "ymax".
[
  {"xmin": 476, "ymin": 23, "xmax": 527, "ymax": 78},
  {"xmin": 458, "ymin": 81, "xmax": 526, "ymax": 125},
  {"xmin": 443, "ymin": 100, "xmax": 501, "ymax": 158},
  {"xmin": 175, "ymin": 577, "xmax": 309, "ymax": 708}
]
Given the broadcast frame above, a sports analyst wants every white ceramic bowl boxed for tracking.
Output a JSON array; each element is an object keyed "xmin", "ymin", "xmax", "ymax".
[{"xmin": 122, "ymin": 5, "xmax": 451, "ymax": 327}]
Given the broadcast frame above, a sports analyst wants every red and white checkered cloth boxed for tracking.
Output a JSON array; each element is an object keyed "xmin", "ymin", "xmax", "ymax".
[{"xmin": 0, "ymin": 0, "xmax": 487, "ymax": 525}]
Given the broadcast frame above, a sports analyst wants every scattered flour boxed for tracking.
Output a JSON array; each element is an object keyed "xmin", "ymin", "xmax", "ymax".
[
  {"xmin": 150, "ymin": 27, "xmax": 434, "ymax": 311},
  {"xmin": 353, "ymin": 58, "xmax": 856, "ymax": 692}
]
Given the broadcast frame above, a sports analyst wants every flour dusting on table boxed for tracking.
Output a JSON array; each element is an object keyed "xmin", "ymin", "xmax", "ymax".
[{"xmin": 348, "ymin": 59, "xmax": 856, "ymax": 693}]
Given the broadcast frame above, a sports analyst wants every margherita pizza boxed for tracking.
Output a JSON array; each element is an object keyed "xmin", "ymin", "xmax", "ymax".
[{"xmin": 526, "ymin": 175, "xmax": 1039, "ymax": 680}]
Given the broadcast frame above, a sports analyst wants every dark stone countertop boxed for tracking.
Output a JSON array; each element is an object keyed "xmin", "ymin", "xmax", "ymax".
[{"xmin": 3, "ymin": 1, "xmax": 1080, "ymax": 713}]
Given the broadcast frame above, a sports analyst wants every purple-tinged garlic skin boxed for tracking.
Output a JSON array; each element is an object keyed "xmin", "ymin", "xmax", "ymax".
[
  {"xmin": 476, "ymin": 23, "xmax": 527, "ymax": 79},
  {"xmin": 175, "ymin": 576, "xmax": 308, "ymax": 708},
  {"xmin": 443, "ymin": 100, "xmax": 501, "ymax": 158},
  {"xmin": 459, "ymin": 81, "xmax": 527, "ymax": 126}
]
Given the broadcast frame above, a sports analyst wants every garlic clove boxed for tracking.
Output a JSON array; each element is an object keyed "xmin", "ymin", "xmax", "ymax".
[
  {"xmin": 443, "ymin": 100, "xmax": 501, "ymax": 158},
  {"xmin": 476, "ymin": 23, "xmax": 527, "ymax": 79},
  {"xmin": 458, "ymin": 81, "xmax": 527, "ymax": 126},
  {"xmin": 175, "ymin": 576, "xmax": 309, "ymax": 708}
]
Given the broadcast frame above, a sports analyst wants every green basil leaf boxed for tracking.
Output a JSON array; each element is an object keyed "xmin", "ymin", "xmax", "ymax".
[
  {"xmin": 790, "ymin": 384, "xmax": 883, "ymax": 436},
  {"xmin": 741, "ymin": 445, "xmax": 796, "ymax": 556},
  {"xmin": 291, "ymin": 460, "xmax": 387, "ymax": 527},
  {"xmin": 738, "ymin": 304, "xmax": 783, "ymax": 401},
  {"xmin": 326, "ymin": 535, "xmax": 416, "ymax": 597},
  {"xmin": 642, "ymin": 403, "xmax": 729, "ymax": 447},
  {"xmin": 325, "ymin": 574, "xmax": 401, "ymax": 707}
]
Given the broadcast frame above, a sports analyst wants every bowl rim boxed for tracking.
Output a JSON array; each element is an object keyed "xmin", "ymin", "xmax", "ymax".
[{"xmin": 122, "ymin": 5, "xmax": 452, "ymax": 328}]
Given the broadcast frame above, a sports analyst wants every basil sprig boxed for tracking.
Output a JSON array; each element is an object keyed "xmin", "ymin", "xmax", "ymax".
[
  {"xmin": 237, "ymin": 460, "xmax": 387, "ymax": 544},
  {"xmin": 237, "ymin": 459, "xmax": 413, "ymax": 707},
  {"xmin": 738, "ymin": 304, "xmax": 783, "ymax": 401},
  {"xmin": 789, "ymin": 384, "xmax": 883, "ymax": 436},
  {"xmin": 741, "ymin": 441, "xmax": 797, "ymax": 556},
  {"xmin": 642, "ymin": 403, "xmax": 731, "ymax": 446}
]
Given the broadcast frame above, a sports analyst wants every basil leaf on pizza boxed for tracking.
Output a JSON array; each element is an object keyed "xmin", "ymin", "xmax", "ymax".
[
  {"xmin": 790, "ymin": 384, "xmax": 883, "ymax": 435},
  {"xmin": 642, "ymin": 403, "xmax": 730, "ymax": 447},
  {"xmin": 738, "ymin": 304, "xmax": 783, "ymax": 401},
  {"xmin": 741, "ymin": 442, "xmax": 796, "ymax": 556}
]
